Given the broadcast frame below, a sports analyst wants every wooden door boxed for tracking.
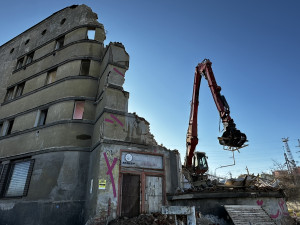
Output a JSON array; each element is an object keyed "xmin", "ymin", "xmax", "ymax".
[
  {"xmin": 145, "ymin": 176, "xmax": 163, "ymax": 213},
  {"xmin": 121, "ymin": 174, "xmax": 140, "ymax": 218}
]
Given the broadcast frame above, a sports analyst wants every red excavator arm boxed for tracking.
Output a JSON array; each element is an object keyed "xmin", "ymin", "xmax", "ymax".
[{"xmin": 185, "ymin": 59, "xmax": 247, "ymax": 167}]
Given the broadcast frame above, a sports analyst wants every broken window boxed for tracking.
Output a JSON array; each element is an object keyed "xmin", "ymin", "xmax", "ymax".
[
  {"xmin": 4, "ymin": 87, "xmax": 15, "ymax": 102},
  {"xmin": 45, "ymin": 69, "xmax": 57, "ymax": 85},
  {"xmin": 55, "ymin": 36, "xmax": 64, "ymax": 50},
  {"xmin": 35, "ymin": 109, "xmax": 48, "ymax": 127},
  {"xmin": 16, "ymin": 57, "xmax": 24, "ymax": 69},
  {"xmin": 87, "ymin": 28, "xmax": 96, "ymax": 40},
  {"xmin": 80, "ymin": 60, "xmax": 90, "ymax": 75},
  {"xmin": 0, "ymin": 159, "xmax": 34, "ymax": 198},
  {"xmin": 73, "ymin": 101, "xmax": 85, "ymax": 119},
  {"xmin": 25, "ymin": 52, "xmax": 34, "ymax": 65},
  {"xmin": 15, "ymin": 82, "xmax": 25, "ymax": 98}
]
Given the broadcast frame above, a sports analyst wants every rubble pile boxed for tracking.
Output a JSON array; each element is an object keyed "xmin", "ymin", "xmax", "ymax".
[
  {"xmin": 181, "ymin": 174, "xmax": 283, "ymax": 193},
  {"xmin": 108, "ymin": 213, "xmax": 181, "ymax": 225}
]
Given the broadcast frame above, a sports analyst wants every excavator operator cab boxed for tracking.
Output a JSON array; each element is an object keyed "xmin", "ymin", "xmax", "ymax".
[{"xmin": 193, "ymin": 152, "xmax": 208, "ymax": 174}]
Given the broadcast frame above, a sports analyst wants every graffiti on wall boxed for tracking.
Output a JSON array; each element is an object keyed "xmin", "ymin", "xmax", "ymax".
[
  {"xmin": 103, "ymin": 152, "xmax": 118, "ymax": 197},
  {"xmin": 113, "ymin": 68, "xmax": 125, "ymax": 77},
  {"xmin": 105, "ymin": 114, "xmax": 124, "ymax": 127},
  {"xmin": 256, "ymin": 198, "xmax": 289, "ymax": 219}
]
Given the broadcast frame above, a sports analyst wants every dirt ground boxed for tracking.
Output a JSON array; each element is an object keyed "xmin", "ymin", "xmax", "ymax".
[{"xmin": 108, "ymin": 213, "xmax": 185, "ymax": 225}]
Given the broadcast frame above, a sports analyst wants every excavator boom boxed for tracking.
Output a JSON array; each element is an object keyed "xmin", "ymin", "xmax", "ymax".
[{"xmin": 185, "ymin": 59, "xmax": 247, "ymax": 171}]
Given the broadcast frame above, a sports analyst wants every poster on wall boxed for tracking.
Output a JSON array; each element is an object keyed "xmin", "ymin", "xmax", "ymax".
[{"xmin": 99, "ymin": 179, "xmax": 106, "ymax": 189}]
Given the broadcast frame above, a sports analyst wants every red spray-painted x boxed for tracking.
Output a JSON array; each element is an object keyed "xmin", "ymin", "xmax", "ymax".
[{"xmin": 103, "ymin": 152, "xmax": 118, "ymax": 198}]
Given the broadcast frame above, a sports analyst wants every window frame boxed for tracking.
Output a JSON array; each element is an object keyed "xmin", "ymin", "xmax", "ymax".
[
  {"xmin": 55, "ymin": 36, "xmax": 65, "ymax": 50},
  {"xmin": 80, "ymin": 59, "xmax": 91, "ymax": 75},
  {"xmin": 25, "ymin": 52, "xmax": 34, "ymax": 65},
  {"xmin": 45, "ymin": 68, "xmax": 57, "ymax": 85},
  {"xmin": 4, "ymin": 87, "xmax": 15, "ymax": 102},
  {"xmin": 73, "ymin": 101, "xmax": 85, "ymax": 120},
  {"xmin": 16, "ymin": 57, "xmax": 24, "ymax": 69},
  {"xmin": 15, "ymin": 82, "xmax": 25, "ymax": 98},
  {"xmin": 34, "ymin": 108, "xmax": 48, "ymax": 127},
  {"xmin": 2, "ymin": 119, "xmax": 14, "ymax": 136},
  {"xmin": 87, "ymin": 28, "xmax": 96, "ymax": 40},
  {"xmin": 0, "ymin": 158, "xmax": 35, "ymax": 198}
]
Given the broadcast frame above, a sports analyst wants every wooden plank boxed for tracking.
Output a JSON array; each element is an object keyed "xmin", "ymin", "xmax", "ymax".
[
  {"xmin": 224, "ymin": 205, "xmax": 275, "ymax": 225},
  {"xmin": 146, "ymin": 176, "xmax": 163, "ymax": 213}
]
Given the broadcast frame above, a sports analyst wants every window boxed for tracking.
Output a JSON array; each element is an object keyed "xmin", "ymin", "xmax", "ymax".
[
  {"xmin": 60, "ymin": 18, "xmax": 66, "ymax": 25},
  {"xmin": 41, "ymin": 29, "xmax": 47, "ymax": 35},
  {"xmin": 15, "ymin": 82, "xmax": 25, "ymax": 98},
  {"xmin": 25, "ymin": 52, "xmax": 34, "ymax": 65},
  {"xmin": 55, "ymin": 36, "xmax": 64, "ymax": 50},
  {"xmin": 0, "ymin": 123, "xmax": 3, "ymax": 136},
  {"xmin": 73, "ymin": 101, "xmax": 85, "ymax": 119},
  {"xmin": 6, "ymin": 120, "xmax": 14, "ymax": 135},
  {"xmin": 2, "ymin": 119, "xmax": 14, "ymax": 136},
  {"xmin": 4, "ymin": 87, "xmax": 15, "ymax": 101},
  {"xmin": 80, "ymin": 60, "xmax": 90, "ymax": 75},
  {"xmin": 16, "ymin": 57, "xmax": 24, "ymax": 69},
  {"xmin": 35, "ymin": 109, "xmax": 48, "ymax": 127},
  {"xmin": 4, "ymin": 82, "xmax": 26, "ymax": 101},
  {"xmin": 0, "ymin": 159, "xmax": 34, "ymax": 198},
  {"xmin": 87, "ymin": 28, "xmax": 95, "ymax": 40},
  {"xmin": 45, "ymin": 69, "xmax": 57, "ymax": 85},
  {"xmin": 25, "ymin": 39, "xmax": 30, "ymax": 45},
  {"xmin": 10, "ymin": 48, "xmax": 14, "ymax": 54}
]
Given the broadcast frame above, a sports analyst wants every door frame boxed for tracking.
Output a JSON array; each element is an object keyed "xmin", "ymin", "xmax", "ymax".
[{"xmin": 117, "ymin": 150, "xmax": 166, "ymax": 216}]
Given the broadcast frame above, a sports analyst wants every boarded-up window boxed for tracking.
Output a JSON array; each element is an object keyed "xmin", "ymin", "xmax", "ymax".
[
  {"xmin": 15, "ymin": 82, "xmax": 25, "ymax": 98},
  {"xmin": 16, "ymin": 57, "xmax": 24, "ymax": 69},
  {"xmin": 35, "ymin": 109, "xmax": 48, "ymax": 127},
  {"xmin": 5, "ymin": 87, "xmax": 15, "ymax": 101},
  {"xmin": 73, "ymin": 101, "xmax": 85, "ymax": 119},
  {"xmin": 4, "ymin": 160, "xmax": 34, "ymax": 197},
  {"xmin": 80, "ymin": 60, "xmax": 90, "ymax": 75},
  {"xmin": 55, "ymin": 36, "xmax": 64, "ymax": 50},
  {"xmin": 87, "ymin": 29, "xmax": 95, "ymax": 40},
  {"xmin": 45, "ymin": 69, "xmax": 57, "ymax": 85},
  {"xmin": 25, "ymin": 52, "xmax": 34, "ymax": 65}
]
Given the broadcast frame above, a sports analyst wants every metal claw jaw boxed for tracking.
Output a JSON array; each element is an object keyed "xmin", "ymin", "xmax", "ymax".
[{"xmin": 218, "ymin": 124, "xmax": 248, "ymax": 150}]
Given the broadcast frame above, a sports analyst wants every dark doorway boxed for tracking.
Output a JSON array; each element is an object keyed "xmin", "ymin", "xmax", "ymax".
[{"xmin": 121, "ymin": 174, "xmax": 140, "ymax": 218}]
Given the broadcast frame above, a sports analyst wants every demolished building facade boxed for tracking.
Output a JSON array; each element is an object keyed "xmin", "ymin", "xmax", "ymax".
[
  {"xmin": 0, "ymin": 4, "xmax": 294, "ymax": 225},
  {"xmin": 0, "ymin": 5, "xmax": 181, "ymax": 225}
]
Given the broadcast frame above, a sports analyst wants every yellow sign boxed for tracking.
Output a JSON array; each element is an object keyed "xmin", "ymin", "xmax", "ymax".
[{"xmin": 99, "ymin": 179, "xmax": 106, "ymax": 190}]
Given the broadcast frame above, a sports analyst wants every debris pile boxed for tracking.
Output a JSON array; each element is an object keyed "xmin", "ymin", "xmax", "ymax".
[
  {"xmin": 180, "ymin": 174, "xmax": 283, "ymax": 193},
  {"xmin": 108, "ymin": 213, "xmax": 180, "ymax": 225}
]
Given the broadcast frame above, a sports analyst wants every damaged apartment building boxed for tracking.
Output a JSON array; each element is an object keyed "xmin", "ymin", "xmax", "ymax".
[
  {"xmin": 0, "ymin": 4, "xmax": 293, "ymax": 225},
  {"xmin": 0, "ymin": 5, "xmax": 182, "ymax": 225}
]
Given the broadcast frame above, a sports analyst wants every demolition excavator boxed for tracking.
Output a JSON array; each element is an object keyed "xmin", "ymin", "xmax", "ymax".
[{"xmin": 183, "ymin": 59, "xmax": 247, "ymax": 182}]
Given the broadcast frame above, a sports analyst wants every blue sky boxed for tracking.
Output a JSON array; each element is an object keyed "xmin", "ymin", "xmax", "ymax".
[{"xmin": 1, "ymin": 1, "xmax": 299, "ymax": 177}]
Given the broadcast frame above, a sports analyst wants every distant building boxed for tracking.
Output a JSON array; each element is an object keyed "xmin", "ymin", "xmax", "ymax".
[{"xmin": 0, "ymin": 5, "xmax": 181, "ymax": 225}]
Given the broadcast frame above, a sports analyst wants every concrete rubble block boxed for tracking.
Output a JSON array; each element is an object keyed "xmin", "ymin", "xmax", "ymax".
[{"xmin": 162, "ymin": 206, "xmax": 196, "ymax": 225}]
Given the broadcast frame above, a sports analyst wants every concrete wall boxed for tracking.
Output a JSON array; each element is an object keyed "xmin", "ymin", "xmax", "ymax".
[
  {"xmin": 168, "ymin": 192, "xmax": 289, "ymax": 225},
  {"xmin": 0, "ymin": 151, "xmax": 89, "ymax": 225},
  {"xmin": 0, "ymin": 4, "xmax": 181, "ymax": 225}
]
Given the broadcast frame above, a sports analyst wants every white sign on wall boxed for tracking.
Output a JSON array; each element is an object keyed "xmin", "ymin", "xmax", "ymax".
[{"xmin": 121, "ymin": 152, "xmax": 163, "ymax": 169}]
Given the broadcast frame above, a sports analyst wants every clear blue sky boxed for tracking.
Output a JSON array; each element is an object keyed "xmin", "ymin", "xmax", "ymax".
[{"xmin": 1, "ymin": 1, "xmax": 299, "ymax": 177}]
